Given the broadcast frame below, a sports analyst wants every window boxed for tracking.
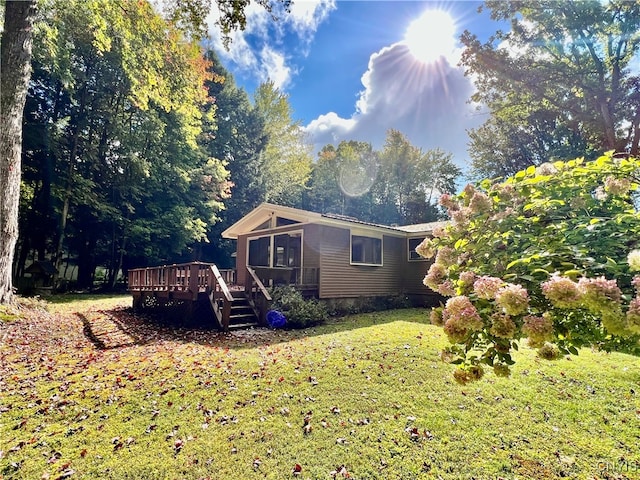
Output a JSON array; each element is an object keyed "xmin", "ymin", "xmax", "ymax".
[
  {"xmin": 273, "ymin": 233, "xmax": 301, "ymax": 267},
  {"xmin": 252, "ymin": 219, "xmax": 272, "ymax": 231},
  {"xmin": 408, "ymin": 237, "xmax": 426, "ymax": 261},
  {"xmin": 351, "ymin": 235, "xmax": 382, "ymax": 266},
  {"xmin": 248, "ymin": 232, "xmax": 302, "ymax": 268},
  {"xmin": 248, "ymin": 237, "xmax": 270, "ymax": 266},
  {"xmin": 276, "ymin": 217, "xmax": 300, "ymax": 227}
]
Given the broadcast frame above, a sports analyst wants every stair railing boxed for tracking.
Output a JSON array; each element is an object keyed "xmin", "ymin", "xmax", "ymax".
[
  {"xmin": 245, "ymin": 266, "xmax": 272, "ymax": 326},
  {"xmin": 208, "ymin": 265, "xmax": 234, "ymax": 331}
]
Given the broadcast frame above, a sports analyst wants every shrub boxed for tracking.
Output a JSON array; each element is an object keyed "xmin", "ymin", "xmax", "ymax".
[
  {"xmin": 323, "ymin": 295, "xmax": 413, "ymax": 317},
  {"xmin": 419, "ymin": 153, "xmax": 640, "ymax": 380},
  {"xmin": 269, "ymin": 286, "xmax": 328, "ymax": 329}
]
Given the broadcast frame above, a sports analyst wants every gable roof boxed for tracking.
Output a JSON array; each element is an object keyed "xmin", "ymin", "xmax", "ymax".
[{"xmin": 221, "ymin": 203, "xmax": 447, "ymax": 239}]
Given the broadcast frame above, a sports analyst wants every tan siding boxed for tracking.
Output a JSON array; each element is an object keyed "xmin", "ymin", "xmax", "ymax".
[
  {"xmin": 302, "ymin": 224, "xmax": 321, "ymax": 269},
  {"xmin": 318, "ymin": 226, "xmax": 404, "ymax": 298},
  {"xmin": 404, "ymin": 259, "xmax": 432, "ymax": 294}
]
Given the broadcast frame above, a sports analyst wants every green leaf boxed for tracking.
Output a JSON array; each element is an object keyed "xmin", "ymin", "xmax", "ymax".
[{"xmin": 506, "ymin": 259, "xmax": 522, "ymax": 269}]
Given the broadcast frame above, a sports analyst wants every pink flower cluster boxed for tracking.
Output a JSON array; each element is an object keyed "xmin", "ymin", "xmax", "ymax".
[
  {"xmin": 473, "ymin": 276, "xmax": 504, "ymax": 300},
  {"xmin": 442, "ymin": 296, "xmax": 484, "ymax": 344},
  {"xmin": 423, "ymin": 263, "xmax": 446, "ymax": 291},
  {"xmin": 490, "ymin": 313, "xmax": 517, "ymax": 339},
  {"xmin": 415, "ymin": 238, "xmax": 436, "ymax": 259},
  {"xmin": 451, "ymin": 208, "xmax": 471, "ymax": 226},
  {"xmin": 495, "ymin": 283, "xmax": 529, "ymax": 315},
  {"xmin": 604, "ymin": 176, "xmax": 631, "ymax": 196},
  {"xmin": 437, "ymin": 280, "xmax": 457, "ymax": 297},
  {"xmin": 627, "ymin": 297, "xmax": 640, "ymax": 333},
  {"xmin": 535, "ymin": 163, "xmax": 558, "ymax": 176},
  {"xmin": 578, "ymin": 276, "xmax": 622, "ymax": 314},
  {"xmin": 522, "ymin": 315, "xmax": 554, "ymax": 348},
  {"xmin": 468, "ymin": 191, "xmax": 492, "ymax": 215},
  {"xmin": 439, "ymin": 193, "xmax": 458, "ymax": 212},
  {"xmin": 435, "ymin": 246, "xmax": 458, "ymax": 267},
  {"xmin": 541, "ymin": 274, "xmax": 582, "ymax": 309},
  {"xmin": 458, "ymin": 271, "xmax": 476, "ymax": 294}
]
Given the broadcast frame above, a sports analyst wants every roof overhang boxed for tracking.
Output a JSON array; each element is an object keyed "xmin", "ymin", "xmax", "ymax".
[
  {"xmin": 221, "ymin": 202, "xmax": 449, "ymax": 239},
  {"xmin": 221, "ymin": 203, "xmax": 322, "ymax": 239}
]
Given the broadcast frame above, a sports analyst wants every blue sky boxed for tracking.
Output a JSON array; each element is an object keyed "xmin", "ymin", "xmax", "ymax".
[{"xmin": 205, "ymin": 1, "xmax": 502, "ymax": 173}]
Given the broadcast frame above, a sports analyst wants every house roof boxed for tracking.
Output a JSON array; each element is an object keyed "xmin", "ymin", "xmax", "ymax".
[
  {"xmin": 25, "ymin": 260, "xmax": 57, "ymax": 276},
  {"xmin": 221, "ymin": 203, "xmax": 448, "ymax": 239},
  {"xmin": 393, "ymin": 221, "xmax": 449, "ymax": 234}
]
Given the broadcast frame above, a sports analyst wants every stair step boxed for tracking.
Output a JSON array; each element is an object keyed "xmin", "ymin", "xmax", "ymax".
[
  {"xmin": 228, "ymin": 322, "xmax": 259, "ymax": 330},
  {"xmin": 230, "ymin": 313, "xmax": 258, "ymax": 321}
]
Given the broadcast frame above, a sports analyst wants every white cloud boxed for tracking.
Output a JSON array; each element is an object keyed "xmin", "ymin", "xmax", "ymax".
[
  {"xmin": 304, "ymin": 42, "xmax": 481, "ymax": 167},
  {"xmin": 206, "ymin": 0, "xmax": 335, "ymax": 89},
  {"xmin": 259, "ymin": 47, "xmax": 294, "ymax": 89},
  {"xmin": 289, "ymin": 0, "xmax": 336, "ymax": 42}
]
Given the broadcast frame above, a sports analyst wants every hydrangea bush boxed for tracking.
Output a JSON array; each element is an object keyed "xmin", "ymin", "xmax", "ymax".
[{"xmin": 418, "ymin": 153, "xmax": 640, "ymax": 383}]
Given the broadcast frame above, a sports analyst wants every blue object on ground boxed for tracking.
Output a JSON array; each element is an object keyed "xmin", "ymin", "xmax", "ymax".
[{"xmin": 267, "ymin": 310, "xmax": 286, "ymax": 328}]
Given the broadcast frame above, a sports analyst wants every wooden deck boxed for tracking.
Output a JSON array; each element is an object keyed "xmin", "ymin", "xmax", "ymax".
[
  {"xmin": 128, "ymin": 262, "xmax": 271, "ymax": 331},
  {"xmin": 128, "ymin": 262, "xmax": 321, "ymax": 330}
]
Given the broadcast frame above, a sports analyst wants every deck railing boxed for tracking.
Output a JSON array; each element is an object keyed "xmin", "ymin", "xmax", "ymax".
[
  {"xmin": 245, "ymin": 266, "xmax": 272, "ymax": 325},
  {"xmin": 208, "ymin": 265, "xmax": 234, "ymax": 330},
  {"xmin": 128, "ymin": 262, "xmax": 235, "ymax": 294}
]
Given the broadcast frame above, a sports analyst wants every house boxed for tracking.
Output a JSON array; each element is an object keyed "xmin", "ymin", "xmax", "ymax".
[{"xmin": 221, "ymin": 203, "xmax": 445, "ymax": 306}]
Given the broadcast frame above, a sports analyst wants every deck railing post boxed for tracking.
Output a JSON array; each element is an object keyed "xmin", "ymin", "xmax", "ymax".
[{"xmin": 188, "ymin": 263, "xmax": 199, "ymax": 300}]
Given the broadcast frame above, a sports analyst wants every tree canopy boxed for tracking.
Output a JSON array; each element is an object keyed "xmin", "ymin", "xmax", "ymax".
[{"xmin": 462, "ymin": 0, "xmax": 640, "ymax": 179}]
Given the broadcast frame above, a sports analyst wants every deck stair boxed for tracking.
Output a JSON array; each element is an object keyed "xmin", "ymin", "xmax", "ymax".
[
  {"xmin": 129, "ymin": 262, "xmax": 271, "ymax": 331},
  {"xmin": 226, "ymin": 291, "xmax": 259, "ymax": 329}
]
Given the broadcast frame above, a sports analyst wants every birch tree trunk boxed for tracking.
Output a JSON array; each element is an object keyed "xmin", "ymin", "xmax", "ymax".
[{"xmin": 0, "ymin": 1, "xmax": 37, "ymax": 304}]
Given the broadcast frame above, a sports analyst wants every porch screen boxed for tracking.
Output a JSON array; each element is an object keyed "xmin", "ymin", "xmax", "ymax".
[
  {"xmin": 274, "ymin": 233, "xmax": 301, "ymax": 267},
  {"xmin": 351, "ymin": 235, "xmax": 382, "ymax": 265},
  {"xmin": 248, "ymin": 237, "xmax": 270, "ymax": 266}
]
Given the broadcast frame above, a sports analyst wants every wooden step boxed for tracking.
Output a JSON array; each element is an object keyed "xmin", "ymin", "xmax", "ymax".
[
  {"xmin": 228, "ymin": 322, "xmax": 259, "ymax": 330},
  {"xmin": 229, "ymin": 312, "xmax": 257, "ymax": 321}
]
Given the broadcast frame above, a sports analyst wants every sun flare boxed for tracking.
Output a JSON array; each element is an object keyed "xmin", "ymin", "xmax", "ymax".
[{"xmin": 404, "ymin": 9, "xmax": 457, "ymax": 64}]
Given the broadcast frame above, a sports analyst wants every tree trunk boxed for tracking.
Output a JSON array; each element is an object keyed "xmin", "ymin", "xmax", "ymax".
[
  {"xmin": 0, "ymin": 1, "xmax": 37, "ymax": 304},
  {"xmin": 630, "ymin": 107, "xmax": 640, "ymax": 157}
]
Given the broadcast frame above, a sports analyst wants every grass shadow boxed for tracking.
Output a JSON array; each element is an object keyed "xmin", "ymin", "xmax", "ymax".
[{"xmin": 95, "ymin": 306, "xmax": 433, "ymax": 352}]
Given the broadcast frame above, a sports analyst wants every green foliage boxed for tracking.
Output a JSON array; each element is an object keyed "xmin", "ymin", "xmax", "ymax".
[
  {"xmin": 420, "ymin": 153, "xmax": 640, "ymax": 380},
  {"xmin": 199, "ymin": 50, "xmax": 267, "ymax": 266},
  {"xmin": 304, "ymin": 141, "xmax": 377, "ymax": 220},
  {"xmin": 306, "ymin": 132, "xmax": 461, "ymax": 226},
  {"xmin": 372, "ymin": 130, "xmax": 460, "ymax": 224},
  {"xmin": 254, "ymin": 81, "xmax": 313, "ymax": 207},
  {"xmin": 323, "ymin": 295, "xmax": 412, "ymax": 317},
  {"xmin": 462, "ymin": 0, "xmax": 640, "ymax": 179},
  {"xmin": 269, "ymin": 285, "xmax": 328, "ymax": 329},
  {"xmin": 19, "ymin": 0, "xmax": 231, "ymax": 286}
]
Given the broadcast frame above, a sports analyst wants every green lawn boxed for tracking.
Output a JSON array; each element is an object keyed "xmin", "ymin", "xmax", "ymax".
[{"xmin": 1, "ymin": 295, "xmax": 639, "ymax": 479}]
